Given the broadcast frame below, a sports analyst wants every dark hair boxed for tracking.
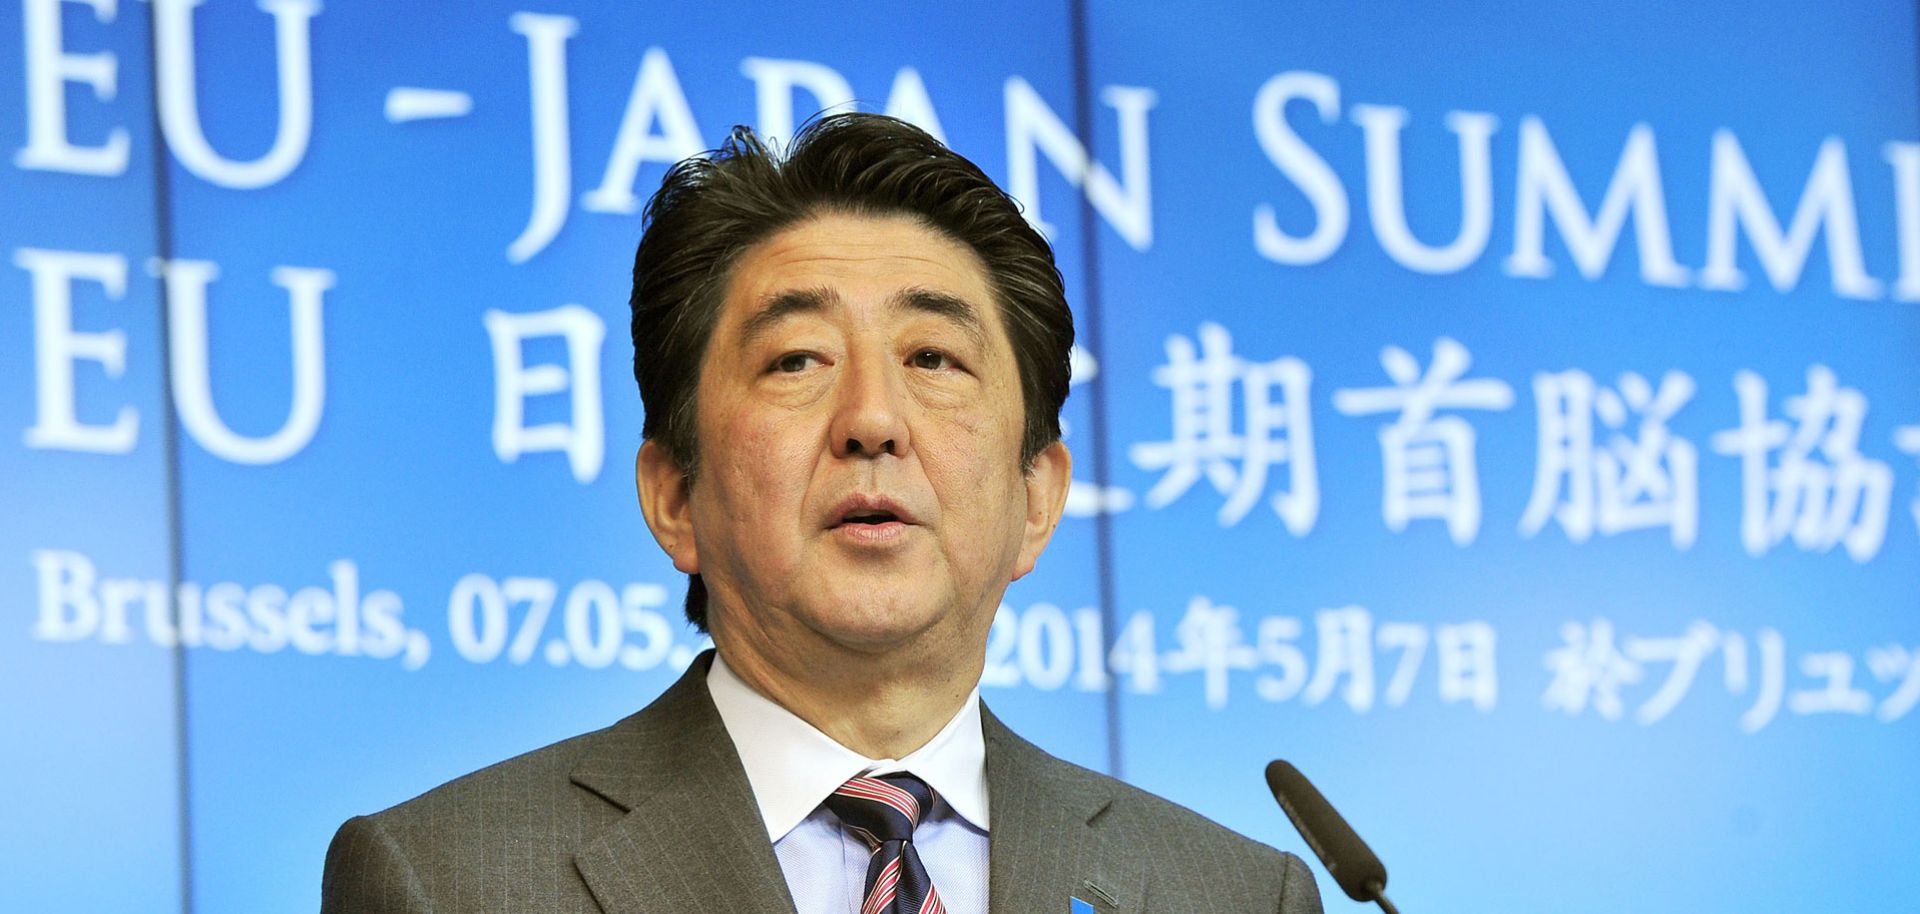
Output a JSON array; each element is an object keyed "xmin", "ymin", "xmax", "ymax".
[{"xmin": 630, "ymin": 113, "xmax": 1074, "ymax": 631}]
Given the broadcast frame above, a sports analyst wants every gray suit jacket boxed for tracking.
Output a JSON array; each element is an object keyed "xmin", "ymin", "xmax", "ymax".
[{"xmin": 322, "ymin": 656, "xmax": 1322, "ymax": 914}]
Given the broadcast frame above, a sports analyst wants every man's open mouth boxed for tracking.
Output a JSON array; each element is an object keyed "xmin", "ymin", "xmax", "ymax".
[
  {"xmin": 840, "ymin": 510, "xmax": 900, "ymax": 525},
  {"xmin": 829, "ymin": 495, "xmax": 917, "ymax": 529}
]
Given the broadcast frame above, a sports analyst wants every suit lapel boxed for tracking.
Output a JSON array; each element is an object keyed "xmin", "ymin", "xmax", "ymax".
[
  {"xmin": 569, "ymin": 654, "xmax": 796, "ymax": 914},
  {"xmin": 984, "ymin": 707, "xmax": 1145, "ymax": 914}
]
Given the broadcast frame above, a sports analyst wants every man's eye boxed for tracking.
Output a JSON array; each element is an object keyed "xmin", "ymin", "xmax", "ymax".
[
  {"xmin": 774, "ymin": 353, "xmax": 816, "ymax": 373},
  {"xmin": 911, "ymin": 349, "xmax": 952, "ymax": 370}
]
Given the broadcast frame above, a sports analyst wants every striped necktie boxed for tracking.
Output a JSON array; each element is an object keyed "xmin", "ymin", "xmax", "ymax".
[{"xmin": 824, "ymin": 773, "xmax": 948, "ymax": 914}]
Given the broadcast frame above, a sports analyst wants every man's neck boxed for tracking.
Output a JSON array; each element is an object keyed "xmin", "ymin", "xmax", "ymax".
[{"xmin": 712, "ymin": 637, "xmax": 977, "ymax": 760}]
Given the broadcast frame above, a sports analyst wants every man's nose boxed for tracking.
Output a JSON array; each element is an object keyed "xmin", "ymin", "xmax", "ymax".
[{"xmin": 829, "ymin": 355, "xmax": 910, "ymax": 459}]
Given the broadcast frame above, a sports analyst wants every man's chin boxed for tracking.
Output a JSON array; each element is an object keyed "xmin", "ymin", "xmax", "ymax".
[{"xmin": 794, "ymin": 595, "xmax": 958, "ymax": 655}]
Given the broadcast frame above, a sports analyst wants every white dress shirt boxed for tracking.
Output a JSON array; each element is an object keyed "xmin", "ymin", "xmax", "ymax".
[{"xmin": 706, "ymin": 653, "xmax": 991, "ymax": 914}]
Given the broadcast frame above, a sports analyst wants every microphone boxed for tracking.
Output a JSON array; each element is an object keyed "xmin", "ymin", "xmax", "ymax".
[{"xmin": 1264, "ymin": 760, "xmax": 1400, "ymax": 914}]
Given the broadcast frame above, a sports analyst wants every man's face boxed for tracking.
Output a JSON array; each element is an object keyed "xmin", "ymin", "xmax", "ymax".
[{"xmin": 642, "ymin": 212, "xmax": 1069, "ymax": 664}]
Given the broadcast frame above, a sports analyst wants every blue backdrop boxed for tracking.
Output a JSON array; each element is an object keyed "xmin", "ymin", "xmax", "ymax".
[{"xmin": 4, "ymin": 2, "xmax": 1918, "ymax": 913}]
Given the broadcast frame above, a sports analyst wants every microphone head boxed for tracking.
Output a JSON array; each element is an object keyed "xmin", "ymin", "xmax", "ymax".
[{"xmin": 1265, "ymin": 759, "xmax": 1388, "ymax": 903}]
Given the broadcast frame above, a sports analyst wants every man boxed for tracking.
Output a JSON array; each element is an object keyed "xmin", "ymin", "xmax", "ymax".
[{"xmin": 322, "ymin": 113, "xmax": 1321, "ymax": 914}]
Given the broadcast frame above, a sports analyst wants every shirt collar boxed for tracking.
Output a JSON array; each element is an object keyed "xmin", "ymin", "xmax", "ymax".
[{"xmin": 706, "ymin": 651, "xmax": 989, "ymax": 842}]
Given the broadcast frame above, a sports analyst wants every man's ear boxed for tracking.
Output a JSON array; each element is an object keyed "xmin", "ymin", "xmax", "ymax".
[
  {"xmin": 636, "ymin": 440, "xmax": 700, "ymax": 575},
  {"xmin": 1012, "ymin": 440, "xmax": 1072, "ymax": 581}
]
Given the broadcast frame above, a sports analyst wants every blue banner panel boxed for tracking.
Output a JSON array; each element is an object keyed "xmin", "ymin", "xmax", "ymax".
[
  {"xmin": 1087, "ymin": 2, "xmax": 1920, "ymax": 913},
  {"xmin": 0, "ymin": 1, "xmax": 181, "ymax": 912}
]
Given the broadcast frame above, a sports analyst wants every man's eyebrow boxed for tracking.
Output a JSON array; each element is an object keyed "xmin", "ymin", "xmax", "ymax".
[
  {"xmin": 891, "ymin": 287, "xmax": 987, "ymax": 347},
  {"xmin": 739, "ymin": 287, "xmax": 839, "ymax": 345}
]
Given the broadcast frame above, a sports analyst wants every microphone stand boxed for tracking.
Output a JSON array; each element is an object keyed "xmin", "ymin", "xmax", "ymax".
[{"xmin": 1365, "ymin": 880, "xmax": 1400, "ymax": 914}]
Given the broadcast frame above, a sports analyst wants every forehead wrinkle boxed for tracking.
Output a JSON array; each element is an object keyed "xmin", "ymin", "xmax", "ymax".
[
  {"xmin": 889, "ymin": 287, "xmax": 988, "ymax": 349},
  {"xmin": 739, "ymin": 286, "xmax": 840, "ymax": 347}
]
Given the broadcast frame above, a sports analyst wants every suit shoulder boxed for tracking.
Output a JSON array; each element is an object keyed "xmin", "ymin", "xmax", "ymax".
[
  {"xmin": 339, "ymin": 713, "xmax": 643, "ymax": 876},
  {"xmin": 988, "ymin": 722, "xmax": 1324, "ymax": 914},
  {"xmin": 1089, "ymin": 767, "xmax": 1323, "ymax": 913},
  {"xmin": 370, "ymin": 722, "xmax": 613, "ymax": 827},
  {"xmin": 324, "ymin": 718, "xmax": 638, "ymax": 909},
  {"xmin": 1073, "ymin": 760, "xmax": 1276, "ymax": 856}
]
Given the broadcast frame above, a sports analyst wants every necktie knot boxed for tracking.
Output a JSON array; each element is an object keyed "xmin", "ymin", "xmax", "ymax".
[
  {"xmin": 823, "ymin": 773, "xmax": 947, "ymax": 914},
  {"xmin": 825, "ymin": 773, "xmax": 935, "ymax": 846}
]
